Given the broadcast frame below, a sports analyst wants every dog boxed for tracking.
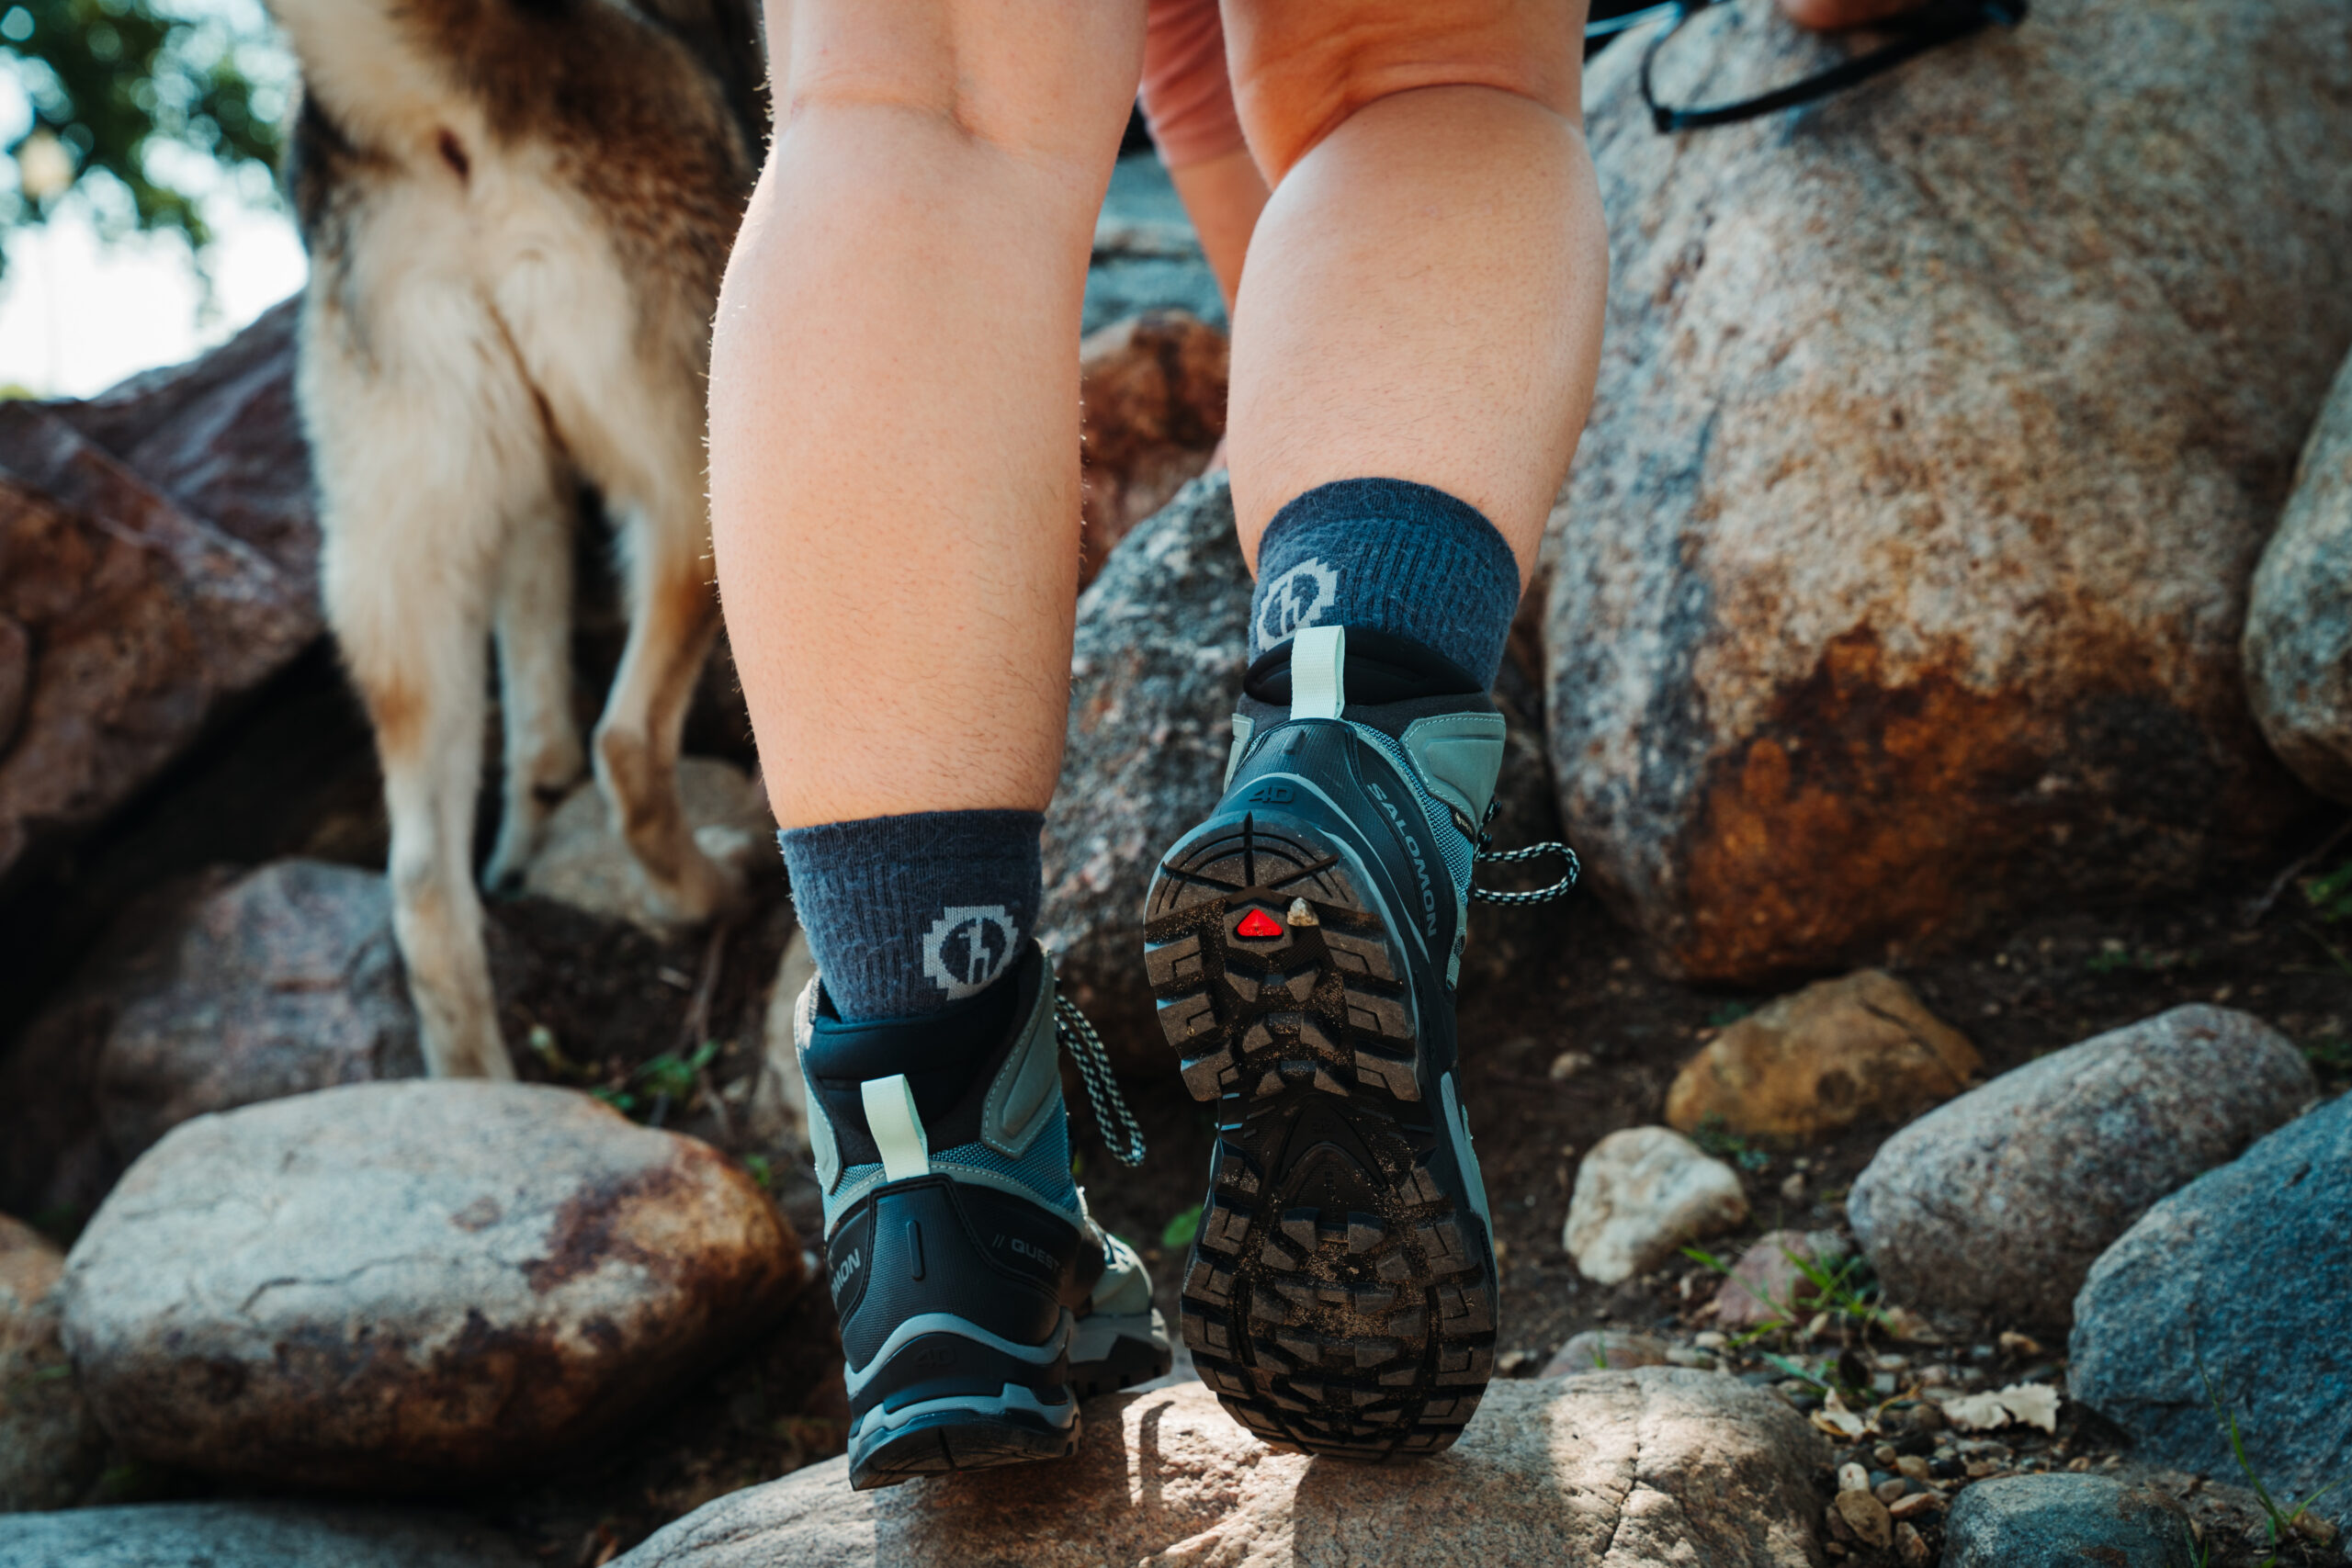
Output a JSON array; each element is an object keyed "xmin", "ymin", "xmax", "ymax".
[{"xmin": 276, "ymin": 0, "xmax": 767, "ymax": 1077}]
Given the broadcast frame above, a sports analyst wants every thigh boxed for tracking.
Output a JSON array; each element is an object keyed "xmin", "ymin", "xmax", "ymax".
[{"xmin": 1220, "ymin": 0, "xmax": 1586, "ymax": 180}]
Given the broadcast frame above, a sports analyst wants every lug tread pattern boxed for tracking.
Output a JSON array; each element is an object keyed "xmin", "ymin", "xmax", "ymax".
[{"xmin": 1144, "ymin": 813, "xmax": 1496, "ymax": 1461}]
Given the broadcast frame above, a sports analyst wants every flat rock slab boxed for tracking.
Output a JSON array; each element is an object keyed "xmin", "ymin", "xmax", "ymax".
[
  {"xmin": 1849, "ymin": 1006, "xmax": 2312, "ymax": 1327},
  {"xmin": 1938, "ymin": 1474, "xmax": 2195, "ymax": 1568},
  {"xmin": 616, "ymin": 1371, "xmax": 1826, "ymax": 1568},
  {"xmin": 2246, "ymin": 348, "xmax": 2352, "ymax": 801},
  {"xmin": 62, "ymin": 1081, "xmax": 801, "ymax": 1490},
  {"xmin": 2069, "ymin": 1091, "xmax": 2352, "ymax": 1537},
  {"xmin": 0, "ymin": 1503, "xmax": 528, "ymax": 1568},
  {"xmin": 1549, "ymin": 0, "xmax": 2352, "ymax": 983}
]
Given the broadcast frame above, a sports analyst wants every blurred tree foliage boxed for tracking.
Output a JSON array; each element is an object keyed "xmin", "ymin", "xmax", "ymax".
[{"xmin": 2, "ymin": 0, "xmax": 286, "ymax": 252}]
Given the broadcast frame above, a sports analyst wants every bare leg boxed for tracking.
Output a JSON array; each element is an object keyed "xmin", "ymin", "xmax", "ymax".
[
  {"xmin": 1221, "ymin": 1, "xmax": 1606, "ymax": 578},
  {"xmin": 711, "ymin": 0, "xmax": 1148, "ymax": 829},
  {"xmin": 484, "ymin": 491, "xmax": 586, "ymax": 895}
]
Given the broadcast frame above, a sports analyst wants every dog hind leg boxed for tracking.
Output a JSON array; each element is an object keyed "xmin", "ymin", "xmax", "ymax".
[
  {"xmin": 594, "ymin": 491, "xmax": 742, "ymax": 924},
  {"xmin": 303, "ymin": 188, "xmax": 559, "ymax": 1078},
  {"xmin": 483, "ymin": 488, "xmax": 586, "ymax": 895}
]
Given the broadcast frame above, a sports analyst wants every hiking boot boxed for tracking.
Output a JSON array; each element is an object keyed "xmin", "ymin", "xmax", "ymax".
[
  {"xmin": 796, "ymin": 942, "xmax": 1170, "ymax": 1489},
  {"xmin": 1144, "ymin": 624, "xmax": 1574, "ymax": 1460}
]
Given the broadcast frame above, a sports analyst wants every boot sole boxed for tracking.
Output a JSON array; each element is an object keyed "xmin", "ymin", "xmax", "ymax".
[{"xmin": 1144, "ymin": 810, "xmax": 1496, "ymax": 1461}]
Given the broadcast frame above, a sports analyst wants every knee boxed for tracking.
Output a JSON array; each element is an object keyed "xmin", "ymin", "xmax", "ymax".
[{"xmin": 1225, "ymin": 3, "xmax": 1584, "ymax": 181}]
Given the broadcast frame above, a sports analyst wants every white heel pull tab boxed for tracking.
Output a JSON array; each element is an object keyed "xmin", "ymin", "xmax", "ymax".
[
  {"xmin": 861, "ymin": 1075, "xmax": 932, "ymax": 1184},
  {"xmin": 1290, "ymin": 625, "xmax": 1347, "ymax": 721}
]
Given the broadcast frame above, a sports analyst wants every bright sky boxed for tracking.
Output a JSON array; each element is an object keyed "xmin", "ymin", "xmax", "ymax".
[{"xmin": 0, "ymin": 0, "xmax": 305, "ymax": 398}]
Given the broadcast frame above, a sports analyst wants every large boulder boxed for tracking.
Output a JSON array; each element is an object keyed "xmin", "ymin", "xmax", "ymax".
[
  {"xmin": 2068, "ymin": 1091, "xmax": 2352, "ymax": 1536},
  {"xmin": 0, "ymin": 304, "xmax": 318, "ymax": 898},
  {"xmin": 615, "ymin": 1371, "xmax": 1828, "ymax": 1568},
  {"xmin": 1848, "ymin": 1007, "xmax": 2313, "ymax": 1328},
  {"xmin": 1039, "ymin": 472, "xmax": 1565, "ymax": 1066},
  {"xmin": 0, "ymin": 1504, "xmax": 529, "ymax": 1567},
  {"xmin": 1666, "ymin": 969, "xmax": 1978, "ymax": 1140},
  {"xmin": 1548, "ymin": 0, "xmax": 2352, "ymax": 984},
  {"xmin": 61, "ymin": 1081, "xmax": 801, "ymax": 1490},
  {"xmin": 2245, "ymin": 350, "xmax": 2352, "ymax": 800},
  {"xmin": 95, "ymin": 860, "xmax": 421, "ymax": 1163},
  {"xmin": 0, "ymin": 1213, "xmax": 107, "ymax": 1511}
]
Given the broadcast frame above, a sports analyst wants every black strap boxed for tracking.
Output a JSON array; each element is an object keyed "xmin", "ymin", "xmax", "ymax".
[{"xmin": 1636, "ymin": 0, "xmax": 2026, "ymax": 133}]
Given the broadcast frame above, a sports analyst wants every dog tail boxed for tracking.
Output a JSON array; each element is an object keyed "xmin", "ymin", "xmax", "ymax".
[{"xmin": 266, "ymin": 0, "xmax": 460, "ymax": 154}]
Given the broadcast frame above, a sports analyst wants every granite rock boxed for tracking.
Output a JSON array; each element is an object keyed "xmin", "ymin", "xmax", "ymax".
[
  {"xmin": 95, "ymin": 860, "xmax": 421, "ymax": 1164},
  {"xmin": 616, "ymin": 1370, "xmax": 1827, "ymax": 1568},
  {"xmin": 62, "ymin": 1081, "xmax": 800, "ymax": 1490},
  {"xmin": 2245, "ymin": 349, "xmax": 2352, "ymax": 801},
  {"xmin": 1549, "ymin": 0, "xmax": 2352, "ymax": 983},
  {"xmin": 1937, "ymin": 1474, "xmax": 2195, "ymax": 1568},
  {"xmin": 2069, "ymin": 1091, "xmax": 2352, "ymax": 1536},
  {"xmin": 1849, "ymin": 1006, "xmax": 2312, "ymax": 1327},
  {"xmin": 0, "ymin": 1503, "xmax": 529, "ymax": 1568}
]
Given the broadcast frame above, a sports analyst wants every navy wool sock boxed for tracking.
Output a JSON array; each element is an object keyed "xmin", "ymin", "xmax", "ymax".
[
  {"xmin": 779, "ymin": 809, "xmax": 1043, "ymax": 1023},
  {"xmin": 1250, "ymin": 479, "xmax": 1522, "ymax": 691}
]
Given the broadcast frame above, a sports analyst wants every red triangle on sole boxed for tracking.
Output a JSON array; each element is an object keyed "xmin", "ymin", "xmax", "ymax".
[{"xmin": 1236, "ymin": 908, "xmax": 1283, "ymax": 939}]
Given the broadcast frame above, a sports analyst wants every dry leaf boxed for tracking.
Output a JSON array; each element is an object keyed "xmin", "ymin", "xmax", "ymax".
[{"xmin": 1939, "ymin": 1382, "xmax": 2061, "ymax": 1433}]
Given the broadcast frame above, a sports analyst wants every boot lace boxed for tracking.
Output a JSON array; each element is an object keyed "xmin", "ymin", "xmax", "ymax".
[
  {"xmin": 1471, "ymin": 802, "xmax": 1582, "ymax": 906},
  {"xmin": 1056, "ymin": 994, "xmax": 1148, "ymax": 1168}
]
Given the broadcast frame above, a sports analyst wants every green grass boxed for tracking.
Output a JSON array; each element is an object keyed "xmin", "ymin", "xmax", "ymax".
[
  {"xmin": 2204, "ymin": 1366, "xmax": 2344, "ymax": 1568},
  {"xmin": 2300, "ymin": 860, "xmax": 2352, "ymax": 924},
  {"xmin": 1682, "ymin": 1241, "xmax": 1891, "ymax": 1358},
  {"xmin": 1159, "ymin": 1207, "xmax": 1201, "ymax": 1249},
  {"xmin": 591, "ymin": 1040, "xmax": 722, "ymax": 1118}
]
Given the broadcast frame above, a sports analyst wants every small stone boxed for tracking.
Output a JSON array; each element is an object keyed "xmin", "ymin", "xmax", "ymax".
[
  {"xmin": 1548, "ymin": 1049, "xmax": 1594, "ymax": 1081},
  {"xmin": 1838, "ymin": 1462, "xmax": 1871, "ymax": 1494},
  {"xmin": 1666, "ymin": 971, "xmax": 1980, "ymax": 1140},
  {"xmin": 62, "ymin": 1082, "xmax": 802, "ymax": 1490},
  {"xmin": 1562, "ymin": 1127, "xmax": 1749, "ymax": 1285},
  {"xmin": 1831, "ymin": 1489, "xmax": 1894, "ymax": 1550},
  {"xmin": 1284, "ymin": 897, "xmax": 1317, "ymax": 928},
  {"xmin": 1894, "ymin": 1521, "xmax": 1930, "ymax": 1565},
  {"xmin": 1873, "ymin": 1478, "xmax": 1908, "ymax": 1505},
  {"xmin": 1939, "ymin": 1475, "xmax": 2195, "ymax": 1567},
  {"xmin": 1780, "ymin": 1170, "xmax": 1807, "ymax": 1203},
  {"xmin": 1889, "ymin": 1492, "xmax": 1946, "ymax": 1522},
  {"xmin": 612, "ymin": 1371, "xmax": 1828, "ymax": 1567},
  {"xmin": 1541, "ymin": 1330, "xmax": 1669, "ymax": 1376},
  {"xmin": 1896, "ymin": 1455, "xmax": 1932, "ymax": 1482},
  {"xmin": 1711, "ymin": 1228, "xmax": 1850, "ymax": 1329},
  {"xmin": 1849, "ymin": 1007, "xmax": 2314, "ymax": 1327},
  {"xmin": 1665, "ymin": 1347, "xmax": 1716, "ymax": 1370}
]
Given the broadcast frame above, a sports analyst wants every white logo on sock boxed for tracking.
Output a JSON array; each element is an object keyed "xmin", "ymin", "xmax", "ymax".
[
  {"xmin": 1257, "ymin": 558, "xmax": 1340, "ymax": 647},
  {"xmin": 922, "ymin": 906, "xmax": 1018, "ymax": 998}
]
